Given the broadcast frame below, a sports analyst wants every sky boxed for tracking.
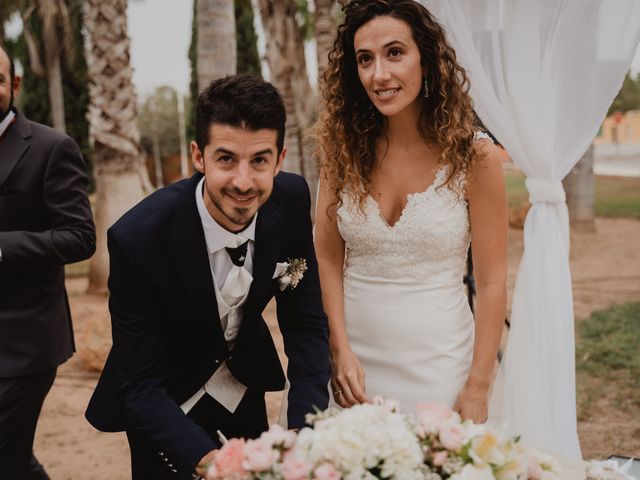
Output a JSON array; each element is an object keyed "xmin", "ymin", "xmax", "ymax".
[
  {"xmin": 128, "ymin": 0, "xmax": 192, "ymax": 97},
  {"xmin": 5, "ymin": 2, "xmax": 640, "ymax": 99}
]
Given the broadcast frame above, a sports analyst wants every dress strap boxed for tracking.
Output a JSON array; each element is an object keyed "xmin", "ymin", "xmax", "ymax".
[{"xmin": 474, "ymin": 130, "xmax": 494, "ymax": 143}]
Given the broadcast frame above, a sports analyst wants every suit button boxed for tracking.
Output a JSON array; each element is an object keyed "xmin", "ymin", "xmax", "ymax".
[{"xmin": 214, "ymin": 359, "xmax": 220, "ymax": 364}]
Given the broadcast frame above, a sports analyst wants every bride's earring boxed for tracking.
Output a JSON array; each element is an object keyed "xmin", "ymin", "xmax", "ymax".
[{"xmin": 423, "ymin": 76, "xmax": 429, "ymax": 99}]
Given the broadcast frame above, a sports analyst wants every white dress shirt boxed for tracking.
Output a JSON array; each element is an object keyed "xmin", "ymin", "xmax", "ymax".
[{"xmin": 181, "ymin": 177, "xmax": 257, "ymax": 414}]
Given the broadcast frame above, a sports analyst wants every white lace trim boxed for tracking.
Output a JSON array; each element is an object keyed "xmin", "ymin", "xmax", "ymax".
[{"xmin": 337, "ymin": 165, "xmax": 470, "ymax": 284}]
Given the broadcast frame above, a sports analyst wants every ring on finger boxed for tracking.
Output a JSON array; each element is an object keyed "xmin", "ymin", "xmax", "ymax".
[{"xmin": 334, "ymin": 389, "xmax": 343, "ymax": 397}]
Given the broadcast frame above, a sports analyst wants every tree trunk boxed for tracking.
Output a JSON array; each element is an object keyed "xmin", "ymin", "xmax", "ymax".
[
  {"xmin": 314, "ymin": 0, "xmax": 337, "ymax": 82},
  {"xmin": 257, "ymin": 0, "xmax": 316, "ymax": 192},
  {"xmin": 85, "ymin": 0, "xmax": 146, "ymax": 294},
  {"xmin": 197, "ymin": 0, "xmax": 236, "ymax": 92},
  {"xmin": 89, "ymin": 170, "xmax": 147, "ymax": 290},
  {"xmin": 177, "ymin": 92, "xmax": 189, "ymax": 178},
  {"xmin": 563, "ymin": 143, "xmax": 596, "ymax": 233},
  {"xmin": 44, "ymin": 48, "xmax": 66, "ymax": 132}
]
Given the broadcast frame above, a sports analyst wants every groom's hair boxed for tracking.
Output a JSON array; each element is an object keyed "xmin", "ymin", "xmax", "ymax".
[{"xmin": 196, "ymin": 75, "xmax": 286, "ymax": 155}]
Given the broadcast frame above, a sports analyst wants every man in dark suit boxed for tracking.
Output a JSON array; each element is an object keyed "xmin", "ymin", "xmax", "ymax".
[
  {"xmin": 0, "ymin": 44, "xmax": 96, "ymax": 479},
  {"xmin": 86, "ymin": 75, "xmax": 330, "ymax": 480}
]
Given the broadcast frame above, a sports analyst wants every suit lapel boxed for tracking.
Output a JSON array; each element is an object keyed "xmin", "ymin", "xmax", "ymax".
[
  {"xmin": 162, "ymin": 175, "xmax": 229, "ymax": 356},
  {"xmin": 0, "ymin": 113, "xmax": 31, "ymax": 187}
]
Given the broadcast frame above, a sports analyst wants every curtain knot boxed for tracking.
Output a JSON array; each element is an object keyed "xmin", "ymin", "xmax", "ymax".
[{"xmin": 525, "ymin": 178, "xmax": 565, "ymax": 204}]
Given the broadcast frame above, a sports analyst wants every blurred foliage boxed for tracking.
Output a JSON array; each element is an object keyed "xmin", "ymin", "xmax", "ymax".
[
  {"xmin": 295, "ymin": 0, "xmax": 313, "ymax": 40},
  {"xmin": 9, "ymin": 0, "xmax": 91, "ymax": 189},
  {"xmin": 608, "ymin": 72, "xmax": 640, "ymax": 114},
  {"xmin": 138, "ymin": 86, "xmax": 181, "ymax": 159},
  {"xmin": 0, "ymin": 1, "xmax": 20, "ymax": 41},
  {"xmin": 235, "ymin": 0, "xmax": 261, "ymax": 78}
]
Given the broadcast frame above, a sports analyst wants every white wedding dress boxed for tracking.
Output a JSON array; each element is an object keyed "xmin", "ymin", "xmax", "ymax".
[{"xmin": 337, "ymin": 165, "xmax": 474, "ymax": 413}]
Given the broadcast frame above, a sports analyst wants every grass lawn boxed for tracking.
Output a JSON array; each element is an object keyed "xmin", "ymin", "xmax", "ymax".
[
  {"xmin": 575, "ymin": 302, "xmax": 640, "ymax": 419},
  {"xmin": 504, "ymin": 169, "xmax": 640, "ymax": 219}
]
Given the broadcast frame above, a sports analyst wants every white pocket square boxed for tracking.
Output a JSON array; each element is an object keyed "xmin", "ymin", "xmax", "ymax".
[{"xmin": 272, "ymin": 262, "xmax": 289, "ymax": 279}]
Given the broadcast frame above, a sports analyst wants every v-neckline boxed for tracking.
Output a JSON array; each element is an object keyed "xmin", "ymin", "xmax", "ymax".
[{"xmin": 369, "ymin": 165, "xmax": 445, "ymax": 229}]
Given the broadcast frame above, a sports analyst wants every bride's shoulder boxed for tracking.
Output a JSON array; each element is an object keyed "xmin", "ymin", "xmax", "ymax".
[{"xmin": 466, "ymin": 135, "xmax": 507, "ymax": 197}]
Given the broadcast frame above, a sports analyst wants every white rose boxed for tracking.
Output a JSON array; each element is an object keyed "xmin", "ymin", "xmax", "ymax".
[{"xmin": 451, "ymin": 464, "xmax": 495, "ymax": 480}]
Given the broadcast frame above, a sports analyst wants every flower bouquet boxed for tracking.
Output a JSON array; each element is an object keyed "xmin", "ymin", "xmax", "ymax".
[{"xmin": 202, "ymin": 398, "xmax": 566, "ymax": 480}]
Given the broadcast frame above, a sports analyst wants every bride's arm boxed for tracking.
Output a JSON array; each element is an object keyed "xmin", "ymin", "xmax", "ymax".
[
  {"xmin": 314, "ymin": 175, "xmax": 368, "ymax": 407},
  {"xmin": 454, "ymin": 140, "xmax": 508, "ymax": 423}
]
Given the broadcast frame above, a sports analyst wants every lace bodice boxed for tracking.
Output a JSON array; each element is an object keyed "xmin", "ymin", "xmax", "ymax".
[{"xmin": 337, "ymin": 166, "xmax": 470, "ymax": 285}]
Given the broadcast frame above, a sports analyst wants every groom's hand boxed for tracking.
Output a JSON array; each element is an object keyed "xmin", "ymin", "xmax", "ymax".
[{"xmin": 196, "ymin": 449, "xmax": 217, "ymax": 478}]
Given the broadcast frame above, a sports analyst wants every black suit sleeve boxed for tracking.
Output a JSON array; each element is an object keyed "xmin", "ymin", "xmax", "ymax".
[
  {"xmin": 275, "ymin": 178, "xmax": 331, "ymax": 429},
  {"xmin": 107, "ymin": 229, "xmax": 217, "ymax": 475},
  {"xmin": 0, "ymin": 135, "xmax": 95, "ymax": 266}
]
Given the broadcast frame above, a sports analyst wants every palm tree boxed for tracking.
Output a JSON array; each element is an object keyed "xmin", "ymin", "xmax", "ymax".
[
  {"xmin": 20, "ymin": 0, "xmax": 72, "ymax": 132},
  {"xmin": 197, "ymin": 0, "xmax": 236, "ymax": 92},
  {"xmin": 257, "ymin": 0, "xmax": 314, "ymax": 179},
  {"xmin": 84, "ymin": 0, "xmax": 147, "ymax": 293},
  {"xmin": 314, "ymin": 0, "xmax": 337, "ymax": 81},
  {"xmin": 563, "ymin": 144, "xmax": 596, "ymax": 232}
]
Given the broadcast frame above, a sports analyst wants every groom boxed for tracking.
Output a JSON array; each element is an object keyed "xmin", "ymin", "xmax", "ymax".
[{"xmin": 86, "ymin": 75, "xmax": 330, "ymax": 479}]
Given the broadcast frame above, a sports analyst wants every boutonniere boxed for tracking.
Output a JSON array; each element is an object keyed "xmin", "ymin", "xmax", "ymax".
[{"xmin": 272, "ymin": 258, "xmax": 307, "ymax": 291}]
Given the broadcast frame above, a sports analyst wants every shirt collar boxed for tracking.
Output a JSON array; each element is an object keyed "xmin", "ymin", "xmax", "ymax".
[
  {"xmin": 0, "ymin": 110, "xmax": 16, "ymax": 139},
  {"xmin": 195, "ymin": 176, "xmax": 256, "ymax": 255}
]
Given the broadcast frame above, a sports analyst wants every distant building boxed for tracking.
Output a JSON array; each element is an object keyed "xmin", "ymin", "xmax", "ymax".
[{"xmin": 594, "ymin": 110, "xmax": 640, "ymax": 145}]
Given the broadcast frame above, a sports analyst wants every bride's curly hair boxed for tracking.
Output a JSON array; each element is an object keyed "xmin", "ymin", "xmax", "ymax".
[{"xmin": 315, "ymin": 0, "xmax": 478, "ymax": 211}]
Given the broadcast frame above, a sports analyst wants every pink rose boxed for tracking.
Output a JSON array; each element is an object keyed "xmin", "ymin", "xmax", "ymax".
[
  {"xmin": 528, "ymin": 458, "xmax": 543, "ymax": 479},
  {"xmin": 281, "ymin": 455, "xmax": 310, "ymax": 480},
  {"xmin": 439, "ymin": 424, "xmax": 465, "ymax": 452},
  {"xmin": 432, "ymin": 450, "xmax": 448, "ymax": 466},
  {"xmin": 213, "ymin": 438, "xmax": 246, "ymax": 479},
  {"xmin": 242, "ymin": 438, "xmax": 278, "ymax": 472},
  {"xmin": 313, "ymin": 462, "xmax": 341, "ymax": 480},
  {"xmin": 415, "ymin": 403, "xmax": 456, "ymax": 432}
]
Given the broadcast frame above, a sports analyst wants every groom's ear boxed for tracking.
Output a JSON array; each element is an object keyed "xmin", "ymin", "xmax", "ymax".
[
  {"xmin": 191, "ymin": 141, "xmax": 205, "ymax": 174},
  {"xmin": 274, "ymin": 147, "xmax": 286, "ymax": 176}
]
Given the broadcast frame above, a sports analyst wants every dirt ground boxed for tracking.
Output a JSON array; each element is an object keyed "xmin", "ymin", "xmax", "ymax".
[{"xmin": 33, "ymin": 217, "xmax": 640, "ymax": 479}]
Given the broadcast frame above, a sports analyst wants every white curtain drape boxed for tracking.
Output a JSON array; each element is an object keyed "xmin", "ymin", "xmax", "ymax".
[{"xmin": 422, "ymin": 0, "xmax": 640, "ymax": 458}]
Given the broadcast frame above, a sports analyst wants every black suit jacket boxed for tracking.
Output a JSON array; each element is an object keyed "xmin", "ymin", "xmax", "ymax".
[
  {"xmin": 0, "ymin": 110, "xmax": 96, "ymax": 377},
  {"xmin": 86, "ymin": 172, "xmax": 330, "ymax": 475}
]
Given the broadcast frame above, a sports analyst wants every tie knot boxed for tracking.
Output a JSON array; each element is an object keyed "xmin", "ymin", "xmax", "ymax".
[{"xmin": 226, "ymin": 241, "xmax": 248, "ymax": 267}]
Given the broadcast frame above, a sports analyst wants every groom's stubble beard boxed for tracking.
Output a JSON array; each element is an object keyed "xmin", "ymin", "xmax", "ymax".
[{"xmin": 212, "ymin": 185, "xmax": 269, "ymax": 230}]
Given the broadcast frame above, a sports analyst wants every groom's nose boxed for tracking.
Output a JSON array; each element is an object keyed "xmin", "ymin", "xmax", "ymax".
[{"xmin": 231, "ymin": 162, "xmax": 253, "ymax": 191}]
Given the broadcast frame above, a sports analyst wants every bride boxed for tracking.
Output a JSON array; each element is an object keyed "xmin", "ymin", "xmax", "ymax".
[{"xmin": 314, "ymin": 0, "xmax": 508, "ymax": 423}]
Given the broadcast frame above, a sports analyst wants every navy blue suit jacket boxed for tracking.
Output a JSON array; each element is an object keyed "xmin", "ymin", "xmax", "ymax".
[{"xmin": 86, "ymin": 172, "xmax": 330, "ymax": 476}]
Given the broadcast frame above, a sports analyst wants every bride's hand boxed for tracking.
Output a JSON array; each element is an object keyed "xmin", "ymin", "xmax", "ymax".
[
  {"xmin": 453, "ymin": 383, "xmax": 489, "ymax": 424},
  {"xmin": 330, "ymin": 347, "xmax": 368, "ymax": 407}
]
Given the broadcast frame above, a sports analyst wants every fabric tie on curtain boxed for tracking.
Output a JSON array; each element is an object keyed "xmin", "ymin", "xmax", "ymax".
[
  {"xmin": 423, "ymin": 0, "xmax": 640, "ymax": 458},
  {"xmin": 526, "ymin": 178, "xmax": 565, "ymax": 204}
]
